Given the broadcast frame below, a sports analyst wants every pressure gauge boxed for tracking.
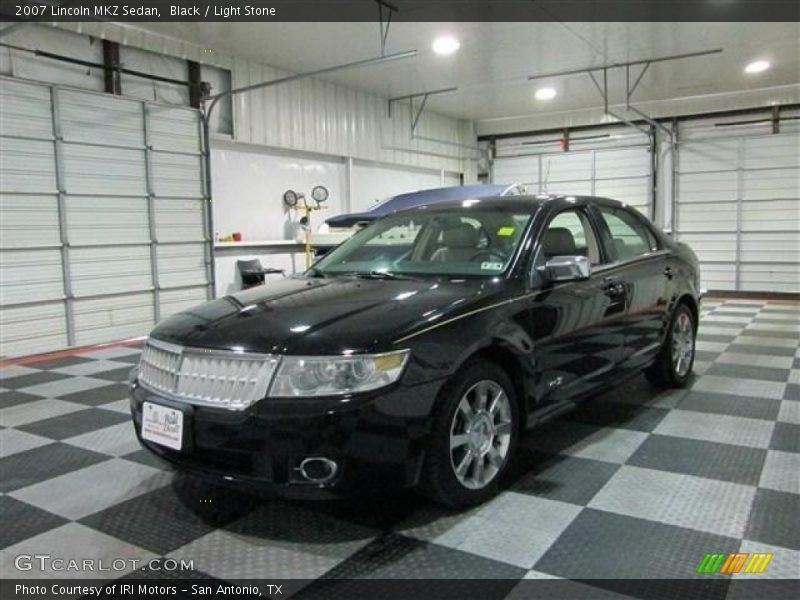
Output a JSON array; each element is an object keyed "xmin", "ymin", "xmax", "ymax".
[
  {"xmin": 283, "ymin": 189, "xmax": 298, "ymax": 208},
  {"xmin": 311, "ymin": 185, "xmax": 329, "ymax": 206}
]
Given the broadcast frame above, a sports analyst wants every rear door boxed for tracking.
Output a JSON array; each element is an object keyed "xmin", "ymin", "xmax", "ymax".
[
  {"xmin": 529, "ymin": 205, "xmax": 627, "ymax": 405},
  {"xmin": 591, "ymin": 205, "xmax": 672, "ymax": 371}
]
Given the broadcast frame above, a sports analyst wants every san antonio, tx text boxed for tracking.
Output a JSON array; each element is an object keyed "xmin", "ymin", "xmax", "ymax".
[{"xmin": 15, "ymin": 584, "xmax": 281, "ymax": 597}]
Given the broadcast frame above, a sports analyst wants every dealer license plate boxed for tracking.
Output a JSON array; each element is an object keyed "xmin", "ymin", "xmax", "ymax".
[{"xmin": 141, "ymin": 402, "xmax": 183, "ymax": 451}]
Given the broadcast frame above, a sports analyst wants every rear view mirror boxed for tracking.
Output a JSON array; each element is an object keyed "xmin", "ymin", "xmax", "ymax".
[{"xmin": 544, "ymin": 255, "xmax": 592, "ymax": 282}]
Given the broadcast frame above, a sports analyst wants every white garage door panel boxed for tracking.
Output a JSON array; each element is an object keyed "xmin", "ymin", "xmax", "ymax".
[
  {"xmin": 154, "ymin": 198, "xmax": 206, "ymax": 242},
  {"xmin": 159, "ymin": 287, "xmax": 207, "ymax": 319},
  {"xmin": 677, "ymin": 172, "xmax": 739, "ymax": 203},
  {"xmin": 58, "ymin": 91, "xmax": 144, "ymax": 148},
  {"xmin": 0, "ymin": 249, "xmax": 64, "ymax": 304},
  {"xmin": 678, "ymin": 202, "xmax": 738, "ymax": 232},
  {"xmin": 66, "ymin": 196, "xmax": 150, "ymax": 245},
  {"xmin": 542, "ymin": 153, "xmax": 592, "ymax": 182},
  {"xmin": 150, "ymin": 153, "xmax": 204, "ymax": 198},
  {"xmin": 743, "ymin": 168, "xmax": 799, "ymax": 201},
  {"xmin": 492, "ymin": 156, "xmax": 539, "ymax": 186},
  {"xmin": 62, "ymin": 144, "xmax": 146, "ymax": 196},
  {"xmin": 740, "ymin": 264, "xmax": 800, "ymax": 293},
  {"xmin": 676, "ymin": 233, "xmax": 737, "ymax": 263},
  {"xmin": 699, "ymin": 264, "xmax": 737, "ymax": 291},
  {"xmin": 156, "ymin": 244, "xmax": 209, "ymax": 288},
  {"xmin": 740, "ymin": 232, "xmax": 800, "ymax": 263},
  {"xmin": 0, "ymin": 137, "xmax": 57, "ymax": 193},
  {"xmin": 743, "ymin": 136, "xmax": 800, "ymax": 170},
  {"xmin": 545, "ymin": 180, "xmax": 593, "ymax": 196},
  {"xmin": 0, "ymin": 80, "xmax": 53, "ymax": 139},
  {"xmin": 741, "ymin": 199, "xmax": 799, "ymax": 232},
  {"xmin": 676, "ymin": 115, "xmax": 799, "ymax": 293},
  {"xmin": 594, "ymin": 148, "xmax": 649, "ymax": 179},
  {"xmin": 73, "ymin": 292, "xmax": 154, "ymax": 346},
  {"xmin": 0, "ymin": 194, "xmax": 60, "ymax": 249},
  {"xmin": 70, "ymin": 246, "xmax": 153, "ymax": 297},
  {"xmin": 148, "ymin": 106, "xmax": 201, "ymax": 154},
  {"xmin": 677, "ymin": 141, "xmax": 738, "ymax": 173},
  {"xmin": 594, "ymin": 177, "xmax": 650, "ymax": 209},
  {"xmin": 0, "ymin": 303, "xmax": 68, "ymax": 357}
]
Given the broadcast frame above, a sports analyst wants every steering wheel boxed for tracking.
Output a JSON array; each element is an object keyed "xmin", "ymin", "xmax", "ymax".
[{"xmin": 469, "ymin": 249, "xmax": 507, "ymax": 263}]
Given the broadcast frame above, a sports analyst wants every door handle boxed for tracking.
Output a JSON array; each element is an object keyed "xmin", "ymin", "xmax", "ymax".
[
  {"xmin": 663, "ymin": 267, "xmax": 674, "ymax": 280},
  {"xmin": 603, "ymin": 277, "xmax": 625, "ymax": 297}
]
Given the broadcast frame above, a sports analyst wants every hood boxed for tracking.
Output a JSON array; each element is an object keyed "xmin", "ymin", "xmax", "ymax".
[{"xmin": 150, "ymin": 275, "xmax": 508, "ymax": 355}]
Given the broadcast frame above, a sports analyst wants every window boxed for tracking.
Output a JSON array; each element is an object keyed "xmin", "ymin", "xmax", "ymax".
[
  {"xmin": 312, "ymin": 208, "xmax": 534, "ymax": 277},
  {"xmin": 598, "ymin": 208, "xmax": 658, "ymax": 261},
  {"xmin": 541, "ymin": 210, "xmax": 602, "ymax": 265}
]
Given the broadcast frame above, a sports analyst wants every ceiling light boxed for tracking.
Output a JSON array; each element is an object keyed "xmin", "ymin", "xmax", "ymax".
[
  {"xmin": 535, "ymin": 87, "xmax": 557, "ymax": 101},
  {"xmin": 432, "ymin": 36, "xmax": 460, "ymax": 56},
  {"xmin": 744, "ymin": 60, "xmax": 771, "ymax": 74}
]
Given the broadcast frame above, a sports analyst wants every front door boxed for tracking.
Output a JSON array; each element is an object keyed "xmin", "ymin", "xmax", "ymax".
[{"xmin": 528, "ymin": 206, "xmax": 627, "ymax": 406}]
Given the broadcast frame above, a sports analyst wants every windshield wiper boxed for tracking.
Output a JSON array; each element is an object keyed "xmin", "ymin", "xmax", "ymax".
[{"xmin": 353, "ymin": 270, "xmax": 415, "ymax": 281}]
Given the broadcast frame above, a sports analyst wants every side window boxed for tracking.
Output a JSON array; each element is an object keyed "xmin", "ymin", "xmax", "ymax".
[
  {"xmin": 598, "ymin": 208, "xmax": 658, "ymax": 262},
  {"xmin": 541, "ymin": 209, "xmax": 602, "ymax": 265}
]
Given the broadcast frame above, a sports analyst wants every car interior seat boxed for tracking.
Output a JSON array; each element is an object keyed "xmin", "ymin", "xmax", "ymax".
[
  {"xmin": 431, "ymin": 222, "xmax": 480, "ymax": 262},
  {"xmin": 541, "ymin": 227, "xmax": 577, "ymax": 259}
]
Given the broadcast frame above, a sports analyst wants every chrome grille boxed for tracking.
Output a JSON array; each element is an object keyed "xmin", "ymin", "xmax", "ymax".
[{"xmin": 137, "ymin": 339, "xmax": 278, "ymax": 411}]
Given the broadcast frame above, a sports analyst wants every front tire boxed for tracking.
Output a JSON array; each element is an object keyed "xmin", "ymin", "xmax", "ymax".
[
  {"xmin": 420, "ymin": 359, "xmax": 518, "ymax": 508},
  {"xmin": 645, "ymin": 302, "xmax": 696, "ymax": 388}
]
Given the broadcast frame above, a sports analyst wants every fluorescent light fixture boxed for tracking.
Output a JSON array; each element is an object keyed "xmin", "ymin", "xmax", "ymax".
[
  {"xmin": 744, "ymin": 60, "xmax": 771, "ymax": 74},
  {"xmin": 535, "ymin": 87, "xmax": 557, "ymax": 101},
  {"xmin": 432, "ymin": 36, "xmax": 460, "ymax": 55}
]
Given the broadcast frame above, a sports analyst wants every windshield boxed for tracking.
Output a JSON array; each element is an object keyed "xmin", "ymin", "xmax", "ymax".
[{"xmin": 310, "ymin": 205, "xmax": 534, "ymax": 277}]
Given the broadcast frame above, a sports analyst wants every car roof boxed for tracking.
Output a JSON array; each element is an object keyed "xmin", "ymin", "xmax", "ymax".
[{"xmin": 405, "ymin": 194, "xmax": 628, "ymax": 214}]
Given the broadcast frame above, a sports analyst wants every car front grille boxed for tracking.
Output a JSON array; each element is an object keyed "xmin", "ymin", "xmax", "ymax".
[{"xmin": 137, "ymin": 338, "xmax": 279, "ymax": 411}]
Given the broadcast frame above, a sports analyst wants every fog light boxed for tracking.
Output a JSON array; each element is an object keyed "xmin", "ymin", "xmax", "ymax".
[{"xmin": 297, "ymin": 457, "xmax": 337, "ymax": 483}]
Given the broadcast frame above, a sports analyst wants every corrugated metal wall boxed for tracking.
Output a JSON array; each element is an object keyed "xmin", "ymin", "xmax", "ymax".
[
  {"xmin": 675, "ymin": 111, "xmax": 799, "ymax": 293},
  {"xmin": 491, "ymin": 125, "xmax": 654, "ymax": 217},
  {"xmin": 48, "ymin": 22, "xmax": 476, "ymax": 179},
  {"xmin": 0, "ymin": 77, "xmax": 211, "ymax": 357}
]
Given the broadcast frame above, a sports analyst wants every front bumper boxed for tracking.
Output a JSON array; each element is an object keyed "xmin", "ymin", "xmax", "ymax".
[{"xmin": 129, "ymin": 372, "xmax": 445, "ymax": 497}]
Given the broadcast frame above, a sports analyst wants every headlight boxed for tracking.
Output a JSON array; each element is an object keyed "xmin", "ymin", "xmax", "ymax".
[{"xmin": 268, "ymin": 350, "xmax": 409, "ymax": 397}]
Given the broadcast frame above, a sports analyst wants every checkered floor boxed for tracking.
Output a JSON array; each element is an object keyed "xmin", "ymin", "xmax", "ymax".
[{"xmin": 1, "ymin": 298, "xmax": 798, "ymax": 598}]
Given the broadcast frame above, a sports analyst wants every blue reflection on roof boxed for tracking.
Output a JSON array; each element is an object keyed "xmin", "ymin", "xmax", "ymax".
[{"xmin": 325, "ymin": 184, "xmax": 511, "ymax": 228}]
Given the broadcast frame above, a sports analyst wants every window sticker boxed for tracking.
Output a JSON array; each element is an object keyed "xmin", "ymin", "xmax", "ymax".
[
  {"xmin": 481, "ymin": 261, "xmax": 504, "ymax": 270},
  {"xmin": 497, "ymin": 226, "xmax": 515, "ymax": 237}
]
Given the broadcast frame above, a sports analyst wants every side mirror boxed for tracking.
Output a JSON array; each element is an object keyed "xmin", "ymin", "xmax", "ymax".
[{"xmin": 543, "ymin": 255, "xmax": 592, "ymax": 282}]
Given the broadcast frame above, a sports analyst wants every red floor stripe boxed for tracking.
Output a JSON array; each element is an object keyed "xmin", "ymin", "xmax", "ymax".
[{"xmin": 1, "ymin": 337, "xmax": 146, "ymax": 368}]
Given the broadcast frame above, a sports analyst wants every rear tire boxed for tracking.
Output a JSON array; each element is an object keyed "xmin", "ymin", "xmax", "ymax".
[
  {"xmin": 420, "ymin": 359, "xmax": 518, "ymax": 508},
  {"xmin": 645, "ymin": 302, "xmax": 696, "ymax": 388}
]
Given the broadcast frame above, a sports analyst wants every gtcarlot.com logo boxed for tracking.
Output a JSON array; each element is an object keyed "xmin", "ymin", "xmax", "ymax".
[{"xmin": 14, "ymin": 555, "xmax": 194, "ymax": 573}]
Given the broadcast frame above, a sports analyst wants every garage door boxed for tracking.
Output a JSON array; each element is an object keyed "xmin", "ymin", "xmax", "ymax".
[
  {"xmin": 675, "ymin": 112, "xmax": 799, "ymax": 293},
  {"xmin": 0, "ymin": 76, "xmax": 212, "ymax": 357},
  {"xmin": 491, "ymin": 125, "xmax": 653, "ymax": 218}
]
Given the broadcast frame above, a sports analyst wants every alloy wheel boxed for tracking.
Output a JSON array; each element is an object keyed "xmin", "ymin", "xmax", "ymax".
[
  {"xmin": 672, "ymin": 311, "xmax": 695, "ymax": 377},
  {"xmin": 449, "ymin": 380, "xmax": 513, "ymax": 490}
]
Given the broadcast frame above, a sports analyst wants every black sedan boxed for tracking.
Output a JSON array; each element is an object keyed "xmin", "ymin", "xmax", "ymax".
[{"xmin": 129, "ymin": 195, "xmax": 701, "ymax": 507}]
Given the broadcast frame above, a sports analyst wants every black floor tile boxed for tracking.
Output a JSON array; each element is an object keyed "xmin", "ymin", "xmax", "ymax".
[
  {"xmin": 17, "ymin": 407, "xmax": 129, "ymax": 440},
  {"xmin": 0, "ymin": 390, "xmax": 44, "ymax": 409},
  {"xmin": 511, "ymin": 451, "xmax": 620, "ymax": 506},
  {"xmin": 696, "ymin": 334, "xmax": 736, "ymax": 344},
  {"xmin": 694, "ymin": 350, "xmax": 721, "ymax": 362},
  {"xmin": 784, "ymin": 384, "xmax": 800, "ymax": 401},
  {"xmin": 769, "ymin": 422, "xmax": 800, "ymax": 453},
  {"xmin": 745, "ymin": 488, "xmax": 800, "ymax": 551},
  {"xmin": 92, "ymin": 367, "xmax": 135, "ymax": 382},
  {"xmin": 626, "ymin": 434, "xmax": 767, "ymax": 486},
  {"xmin": 0, "ymin": 371, "xmax": 70, "ymax": 390},
  {"xmin": 321, "ymin": 533, "xmax": 526, "ymax": 580},
  {"xmin": 706, "ymin": 363, "xmax": 790, "ymax": 383},
  {"xmin": 26, "ymin": 356, "xmax": 94, "ymax": 371},
  {"xmin": 112, "ymin": 353, "xmax": 143, "ymax": 364},
  {"xmin": 0, "ymin": 496, "xmax": 69, "ymax": 549},
  {"xmin": 534, "ymin": 509, "xmax": 736, "ymax": 599},
  {"xmin": 0, "ymin": 443, "xmax": 109, "ymax": 493},
  {"xmin": 58, "ymin": 383, "xmax": 130, "ymax": 406},
  {"xmin": 121, "ymin": 448, "xmax": 172, "ymax": 471},
  {"xmin": 741, "ymin": 329, "xmax": 800, "ymax": 340},
  {"xmin": 80, "ymin": 478, "xmax": 260, "ymax": 555},
  {"xmin": 678, "ymin": 391, "xmax": 781, "ymax": 421},
  {"xmin": 725, "ymin": 344, "xmax": 797, "ymax": 357}
]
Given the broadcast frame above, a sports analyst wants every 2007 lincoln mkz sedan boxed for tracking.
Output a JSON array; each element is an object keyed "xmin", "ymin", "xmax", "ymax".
[{"xmin": 129, "ymin": 195, "xmax": 701, "ymax": 507}]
